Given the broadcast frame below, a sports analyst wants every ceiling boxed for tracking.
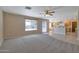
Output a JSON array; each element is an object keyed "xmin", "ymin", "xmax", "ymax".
[{"xmin": 0, "ymin": 6, "xmax": 79, "ymax": 20}]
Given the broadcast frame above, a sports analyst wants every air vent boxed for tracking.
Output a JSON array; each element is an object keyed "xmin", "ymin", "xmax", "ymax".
[{"xmin": 25, "ymin": 6, "xmax": 32, "ymax": 10}]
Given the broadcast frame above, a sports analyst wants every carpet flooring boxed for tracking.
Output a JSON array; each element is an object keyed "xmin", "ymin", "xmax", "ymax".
[{"xmin": 0, "ymin": 34, "xmax": 79, "ymax": 53}]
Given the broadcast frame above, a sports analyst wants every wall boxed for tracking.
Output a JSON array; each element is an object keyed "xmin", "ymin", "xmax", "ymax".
[
  {"xmin": 53, "ymin": 27, "xmax": 65, "ymax": 35},
  {"xmin": 0, "ymin": 10, "xmax": 3, "ymax": 46},
  {"xmin": 53, "ymin": 22, "xmax": 65, "ymax": 35},
  {"xmin": 77, "ymin": 10, "xmax": 79, "ymax": 40},
  {"xmin": 4, "ymin": 12, "xmax": 47, "ymax": 39}
]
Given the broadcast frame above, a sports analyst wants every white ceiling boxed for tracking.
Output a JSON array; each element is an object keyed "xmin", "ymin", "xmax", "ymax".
[{"xmin": 0, "ymin": 6, "xmax": 79, "ymax": 20}]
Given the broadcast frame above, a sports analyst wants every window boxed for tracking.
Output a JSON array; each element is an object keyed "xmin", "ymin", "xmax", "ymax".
[{"xmin": 25, "ymin": 19, "xmax": 37, "ymax": 31}]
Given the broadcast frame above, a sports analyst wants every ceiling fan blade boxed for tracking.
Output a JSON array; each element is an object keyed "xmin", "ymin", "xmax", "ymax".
[{"xmin": 50, "ymin": 11, "xmax": 55, "ymax": 13}]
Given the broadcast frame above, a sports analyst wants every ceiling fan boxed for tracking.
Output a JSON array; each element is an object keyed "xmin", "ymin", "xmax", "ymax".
[
  {"xmin": 45, "ymin": 10, "xmax": 55, "ymax": 16},
  {"xmin": 41, "ymin": 10, "xmax": 55, "ymax": 17},
  {"xmin": 41, "ymin": 7, "xmax": 63, "ymax": 17}
]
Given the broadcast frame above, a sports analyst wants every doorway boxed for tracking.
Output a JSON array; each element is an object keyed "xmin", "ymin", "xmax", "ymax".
[
  {"xmin": 65, "ymin": 20, "xmax": 77, "ymax": 36},
  {"xmin": 42, "ymin": 21, "xmax": 47, "ymax": 33},
  {"xmin": 72, "ymin": 21, "xmax": 77, "ymax": 32}
]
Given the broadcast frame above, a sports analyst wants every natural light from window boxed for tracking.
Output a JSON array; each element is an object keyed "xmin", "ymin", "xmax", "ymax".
[{"xmin": 25, "ymin": 19, "xmax": 37, "ymax": 31}]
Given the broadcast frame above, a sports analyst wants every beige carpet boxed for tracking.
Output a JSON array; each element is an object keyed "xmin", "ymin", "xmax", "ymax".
[{"xmin": 0, "ymin": 34, "xmax": 79, "ymax": 53}]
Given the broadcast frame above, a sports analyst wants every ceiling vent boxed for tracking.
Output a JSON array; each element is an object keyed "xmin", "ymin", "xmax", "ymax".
[{"xmin": 25, "ymin": 6, "xmax": 32, "ymax": 10}]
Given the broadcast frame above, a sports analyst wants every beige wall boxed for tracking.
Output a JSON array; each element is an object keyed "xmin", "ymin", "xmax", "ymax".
[
  {"xmin": 4, "ymin": 12, "xmax": 49, "ymax": 39},
  {"xmin": 0, "ymin": 10, "xmax": 3, "ymax": 46},
  {"xmin": 77, "ymin": 10, "xmax": 79, "ymax": 40}
]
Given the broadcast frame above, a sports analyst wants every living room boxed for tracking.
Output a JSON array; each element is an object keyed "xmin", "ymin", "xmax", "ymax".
[{"xmin": 0, "ymin": 6, "xmax": 79, "ymax": 53}]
